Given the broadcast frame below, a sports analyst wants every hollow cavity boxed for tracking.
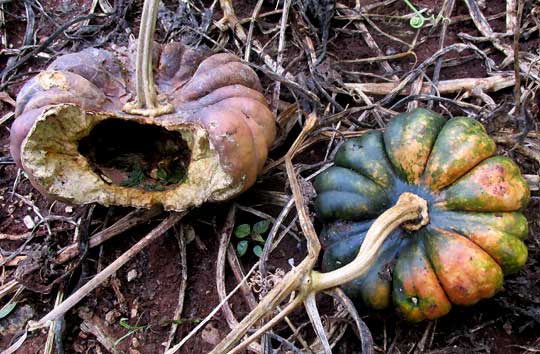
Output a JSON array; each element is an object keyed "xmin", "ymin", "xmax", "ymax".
[{"xmin": 78, "ymin": 119, "xmax": 191, "ymax": 191}]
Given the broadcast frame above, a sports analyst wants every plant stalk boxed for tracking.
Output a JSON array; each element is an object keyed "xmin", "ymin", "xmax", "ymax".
[
  {"xmin": 219, "ymin": 192, "xmax": 428, "ymax": 354},
  {"xmin": 312, "ymin": 192, "xmax": 428, "ymax": 292},
  {"xmin": 123, "ymin": 0, "xmax": 173, "ymax": 116}
]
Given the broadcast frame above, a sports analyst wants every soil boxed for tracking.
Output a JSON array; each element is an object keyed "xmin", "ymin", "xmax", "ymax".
[{"xmin": 1, "ymin": 0, "xmax": 539, "ymax": 354}]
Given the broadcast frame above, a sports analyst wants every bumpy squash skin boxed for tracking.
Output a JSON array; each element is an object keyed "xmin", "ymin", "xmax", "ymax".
[
  {"xmin": 438, "ymin": 156, "xmax": 530, "ymax": 212},
  {"xmin": 314, "ymin": 167, "xmax": 389, "ymax": 220},
  {"xmin": 432, "ymin": 211, "xmax": 528, "ymax": 274},
  {"xmin": 422, "ymin": 228, "xmax": 503, "ymax": 305},
  {"xmin": 314, "ymin": 108, "xmax": 530, "ymax": 322}
]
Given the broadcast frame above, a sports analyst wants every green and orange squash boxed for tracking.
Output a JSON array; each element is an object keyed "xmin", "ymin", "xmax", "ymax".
[{"xmin": 314, "ymin": 108, "xmax": 530, "ymax": 322}]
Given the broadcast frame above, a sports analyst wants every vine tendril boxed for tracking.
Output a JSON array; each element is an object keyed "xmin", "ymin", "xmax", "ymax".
[{"xmin": 403, "ymin": 0, "xmax": 430, "ymax": 29}]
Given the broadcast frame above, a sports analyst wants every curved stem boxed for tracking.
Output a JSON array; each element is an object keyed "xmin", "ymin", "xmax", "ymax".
[
  {"xmin": 209, "ymin": 115, "xmax": 320, "ymax": 354},
  {"xmin": 123, "ymin": 0, "xmax": 173, "ymax": 117},
  {"xmin": 210, "ymin": 192, "xmax": 427, "ymax": 353},
  {"xmin": 312, "ymin": 192, "xmax": 428, "ymax": 292}
]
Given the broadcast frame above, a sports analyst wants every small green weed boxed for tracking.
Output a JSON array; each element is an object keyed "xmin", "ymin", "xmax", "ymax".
[
  {"xmin": 234, "ymin": 220, "xmax": 271, "ymax": 257},
  {"xmin": 114, "ymin": 317, "xmax": 149, "ymax": 347}
]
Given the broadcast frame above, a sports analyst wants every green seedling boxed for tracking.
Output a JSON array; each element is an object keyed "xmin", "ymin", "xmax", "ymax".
[
  {"xmin": 402, "ymin": 0, "xmax": 435, "ymax": 28},
  {"xmin": 0, "ymin": 302, "xmax": 17, "ymax": 319},
  {"xmin": 114, "ymin": 317, "xmax": 149, "ymax": 347},
  {"xmin": 121, "ymin": 165, "xmax": 145, "ymax": 187},
  {"xmin": 234, "ymin": 220, "xmax": 271, "ymax": 257}
]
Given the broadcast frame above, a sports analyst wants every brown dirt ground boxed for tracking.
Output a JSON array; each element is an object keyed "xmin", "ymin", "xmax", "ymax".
[{"xmin": 1, "ymin": 0, "xmax": 539, "ymax": 353}]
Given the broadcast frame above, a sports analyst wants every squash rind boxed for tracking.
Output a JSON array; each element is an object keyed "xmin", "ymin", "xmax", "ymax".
[
  {"xmin": 383, "ymin": 108, "xmax": 445, "ymax": 184},
  {"xmin": 393, "ymin": 236, "xmax": 451, "ymax": 322},
  {"xmin": 439, "ymin": 156, "xmax": 530, "ymax": 212},
  {"xmin": 431, "ymin": 211, "xmax": 528, "ymax": 274},
  {"xmin": 423, "ymin": 117, "xmax": 496, "ymax": 191},
  {"xmin": 334, "ymin": 131, "xmax": 396, "ymax": 188},
  {"xmin": 423, "ymin": 228, "xmax": 503, "ymax": 305},
  {"xmin": 314, "ymin": 108, "xmax": 530, "ymax": 321},
  {"xmin": 314, "ymin": 167, "xmax": 390, "ymax": 220}
]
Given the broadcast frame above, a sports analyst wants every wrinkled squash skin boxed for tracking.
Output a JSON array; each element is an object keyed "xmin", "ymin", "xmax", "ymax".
[
  {"xmin": 10, "ymin": 44, "xmax": 276, "ymax": 211},
  {"xmin": 314, "ymin": 108, "xmax": 530, "ymax": 322}
]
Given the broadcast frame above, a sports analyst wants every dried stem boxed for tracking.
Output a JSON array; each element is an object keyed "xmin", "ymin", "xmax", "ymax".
[
  {"xmin": 304, "ymin": 293, "xmax": 332, "ymax": 354},
  {"xmin": 214, "ymin": 191, "xmax": 427, "ymax": 353},
  {"xmin": 164, "ymin": 262, "xmax": 260, "ymax": 354},
  {"xmin": 327, "ymin": 288, "xmax": 374, "ymax": 354},
  {"xmin": 43, "ymin": 288, "xmax": 65, "ymax": 354},
  {"xmin": 336, "ymin": 5, "xmax": 398, "ymax": 80},
  {"xmin": 209, "ymin": 114, "xmax": 320, "ymax": 353},
  {"xmin": 513, "ymin": 0, "xmax": 524, "ymax": 116},
  {"xmin": 164, "ymin": 224, "xmax": 189, "ymax": 352},
  {"xmin": 215, "ymin": 206, "xmax": 241, "ymax": 327},
  {"xmin": 56, "ymin": 206, "xmax": 162, "ymax": 264},
  {"xmin": 271, "ymin": 0, "xmax": 291, "ymax": 115},
  {"xmin": 429, "ymin": 0, "xmax": 455, "ymax": 110},
  {"xmin": 32, "ymin": 212, "xmax": 184, "ymax": 328},
  {"xmin": 123, "ymin": 0, "xmax": 173, "ymax": 116},
  {"xmin": 219, "ymin": 0, "xmax": 294, "ymax": 80},
  {"xmin": 345, "ymin": 75, "xmax": 515, "ymax": 96},
  {"xmin": 244, "ymin": 0, "xmax": 264, "ymax": 62}
]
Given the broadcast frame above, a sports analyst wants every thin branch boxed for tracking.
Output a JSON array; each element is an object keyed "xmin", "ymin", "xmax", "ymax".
[{"xmin": 31, "ymin": 212, "xmax": 184, "ymax": 328}]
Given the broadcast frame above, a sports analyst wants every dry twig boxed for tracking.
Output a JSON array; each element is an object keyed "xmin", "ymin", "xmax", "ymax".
[
  {"xmin": 164, "ymin": 224, "xmax": 189, "ymax": 352},
  {"xmin": 31, "ymin": 212, "xmax": 184, "ymax": 329}
]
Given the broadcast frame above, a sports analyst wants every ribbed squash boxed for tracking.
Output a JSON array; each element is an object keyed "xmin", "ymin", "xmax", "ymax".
[
  {"xmin": 314, "ymin": 108, "xmax": 530, "ymax": 322},
  {"xmin": 10, "ymin": 43, "xmax": 275, "ymax": 211}
]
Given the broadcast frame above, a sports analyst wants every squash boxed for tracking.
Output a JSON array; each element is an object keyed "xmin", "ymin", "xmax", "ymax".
[
  {"xmin": 314, "ymin": 108, "xmax": 530, "ymax": 322},
  {"xmin": 10, "ymin": 42, "xmax": 275, "ymax": 211}
]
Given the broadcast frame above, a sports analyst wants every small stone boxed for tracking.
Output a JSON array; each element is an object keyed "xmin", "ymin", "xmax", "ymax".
[
  {"xmin": 130, "ymin": 299, "xmax": 139, "ymax": 319},
  {"xmin": 65, "ymin": 206, "xmax": 73, "ymax": 213},
  {"xmin": 131, "ymin": 337, "xmax": 140, "ymax": 348},
  {"xmin": 23, "ymin": 215, "xmax": 35, "ymax": 229},
  {"xmin": 288, "ymin": 258, "xmax": 295, "ymax": 267},
  {"xmin": 201, "ymin": 322, "xmax": 221, "ymax": 346},
  {"xmin": 105, "ymin": 309, "xmax": 120, "ymax": 325},
  {"xmin": 127, "ymin": 269, "xmax": 138, "ymax": 282}
]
